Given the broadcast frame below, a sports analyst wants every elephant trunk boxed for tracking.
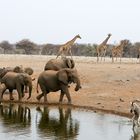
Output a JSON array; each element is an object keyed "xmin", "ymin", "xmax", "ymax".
[
  {"xmin": 27, "ymin": 83, "xmax": 32, "ymax": 100},
  {"xmin": 74, "ymin": 77, "xmax": 81, "ymax": 91}
]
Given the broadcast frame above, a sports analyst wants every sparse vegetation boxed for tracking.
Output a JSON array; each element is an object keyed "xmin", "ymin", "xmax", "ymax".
[{"xmin": 0, "ymin": 39, "xmax": 139, "ymax": 57}]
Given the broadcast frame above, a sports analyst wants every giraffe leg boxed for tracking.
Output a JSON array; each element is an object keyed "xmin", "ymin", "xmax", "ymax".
[
  {"xmin": 69, "ymin": 49, "xmax": 73, "ymax": 59},
  {"xmin": 56, "ymin": 52, "xmax": 61, "ymax": 59},
  {"xmin": 101, "ymin": 55, "xmax": 102, "ymax": 62},
  {"xmin": 120, "ymin": 54, "xmax": 122, "ymax": 63},
  {"xmin": 103, "ymin": 50, "xmax": 106, "ymax": 62},
  {"xmin": 97, "ymin": 54, "xmax": 99, "ymax": 63},
  {"xmin": 111, "ymin": 51, "xmax": 114, "ymax": 63},
  {"xmin": 116, "ymin": 56, "xmax": 117, "ymax": 62},
  {"xmin": 56, "ymin": 47, "xmax": 63, "ymax": 59}
]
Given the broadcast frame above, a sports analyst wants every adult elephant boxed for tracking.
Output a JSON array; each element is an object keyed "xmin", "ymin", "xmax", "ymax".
[
  {"xmin": 36, "ymin": 68, "xmax": 81, "ymax": 104},
  {"xmin": 44, "ymin": 58, "xmax": 75, "ymax": 71},
  {"xmin": 0, "ymin": 72, "xmax": 32, "ymax": 101}
]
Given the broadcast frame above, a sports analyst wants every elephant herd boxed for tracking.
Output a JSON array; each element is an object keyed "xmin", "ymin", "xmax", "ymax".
[{"xmin": 0, "ymin": 57, "xmax": 81, "ymax": 104}]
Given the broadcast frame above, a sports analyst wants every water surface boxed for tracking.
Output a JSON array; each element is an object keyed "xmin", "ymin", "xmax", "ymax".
[{"xmin": 0, "ymin": 103, "xmax": 136, "ymax": 140}]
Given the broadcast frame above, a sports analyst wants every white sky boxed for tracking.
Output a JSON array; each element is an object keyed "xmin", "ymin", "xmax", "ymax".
[{"xmin": 0, "ymin": 0, "xmax": 139, "ymax": 44}]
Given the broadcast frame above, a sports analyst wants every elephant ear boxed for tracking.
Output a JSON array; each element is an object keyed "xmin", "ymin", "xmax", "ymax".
[
  {"xmin": 57, "ymin": 70, "xmax": 68, "ymax": 85},
  {"xmin": 17, "ymin": 74, "xmax": 25, "ymax": 85},
  {"xmin": 66, "ymin": 58, "xmax": 75, "ymax": 68},
  {"xmin": 24, "ymin": 67, "xmax": 34, "ymax": 75},
  {"xmin": 70, "ymin": 59, "xmax": 75, "ymax": 68}
]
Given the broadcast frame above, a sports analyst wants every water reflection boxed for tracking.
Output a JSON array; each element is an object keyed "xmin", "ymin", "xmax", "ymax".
[
  {"xmin": 130, "ymin": 126, "xmax": 140, "ymax": 140},
  {"xmin": 0, "ymin": 104, "xmax": 31, "ymax": 127},
  {"xmin": 36, "ymin": 106, "xmax": 79, "ymax": 140},
  {"xmin": 0, "ymin": 103, "xmax": 135, "ymax": 140}
]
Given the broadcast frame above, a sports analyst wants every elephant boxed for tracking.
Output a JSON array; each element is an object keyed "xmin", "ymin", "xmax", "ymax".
[
  {"xmin": 0, "ymin": 66, "xmax": 34, "ymax": 81},
  {"xmin": 44, "ymin": 58, "xmax": 75, "ymax": 71},
  {"xmin": 13, "ymin": 65, "xmax": 34, "ymax": 75},
  {"xmin": 0, "ymin": 72, "xmax": 32, "ymax": 101},
  {"xmin": 36, "ymin": 68, "xmax": 81, "ymax": 104},
  {"xmin": 36, "ymin": 106, "xmax": 79, "ymax": 139},
  {"xmin": 0, "ymin": 66, "xmax": 34, "ymax": 93}
]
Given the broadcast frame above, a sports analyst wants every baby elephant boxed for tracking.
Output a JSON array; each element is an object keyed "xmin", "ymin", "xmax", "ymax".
[
  {"xmin": 0, "ymin": 72, "xmax": 32, "ymax": 102},
  {"xmin": 36, "ymin": 68, "xmax": 81, "ymax": 104}
]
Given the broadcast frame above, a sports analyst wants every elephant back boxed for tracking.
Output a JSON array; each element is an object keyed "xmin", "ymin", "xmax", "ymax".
[
  {"xmin": 44, "ymin": 58, "xmax": 75, "ymax": 71},
  {"xmin": 0, "ymin": 67, "xmax": 13, "ymax": 79}
]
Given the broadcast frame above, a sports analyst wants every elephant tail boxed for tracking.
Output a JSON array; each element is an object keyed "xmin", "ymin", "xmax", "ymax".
[{"xmin": 36, "ymin": 80, "xmax": 39, "ymax": 94}]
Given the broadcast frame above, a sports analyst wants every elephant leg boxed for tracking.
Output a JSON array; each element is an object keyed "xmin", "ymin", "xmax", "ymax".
[
  {"xmin": 21, "ymin": 85, "xmax": 25, "ymax": 97},
  {"xmin": 61, "ymin": 85, "xmax": 71, "ymax": 104},
  {"xmin": 36, "ymin": 83, "xmax": 45, "ymax": 101},
  {"xmin": 37, "ymin": 93, "xmax": 48, "ymax": 103},
  {"xmin": 16, "ymin": 85, "xmax": 22, "ymax": 101},
  {"xmin": 36, "ymin": 93, "xmax": 44, "ymax": 101},
  {"xmin": 9, "ymin": 89, "xmax": 14, "ymax": 100},
  {"xmin": 0, "ymin": 86, "xmax": 7, "ymax": 102},
  {"xmin": 65, "ymin": 91, "xmax": 71, "ymax": 104},
  {"xmin": 59, "ymin": 92, "xmax": 65, "ymax": 103},
  {"xmin": 44, "ymin": 93, "xmax": 48, "ymax": 103}
]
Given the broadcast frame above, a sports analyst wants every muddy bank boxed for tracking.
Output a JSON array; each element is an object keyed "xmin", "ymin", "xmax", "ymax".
[{"xmin": 1, "ymin": 100, "xmax": 132, "ymax": 118}]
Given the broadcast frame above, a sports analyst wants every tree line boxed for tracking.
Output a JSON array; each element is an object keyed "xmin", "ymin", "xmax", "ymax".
[{"xmin": 0, "ymin": 39, "xmax": 139, "ymax": 57}]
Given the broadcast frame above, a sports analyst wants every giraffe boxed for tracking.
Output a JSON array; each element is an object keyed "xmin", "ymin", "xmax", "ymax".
[
  {"xmin": 56, "ymin": 34, "xmax": 81, "ymax": 59},
  {"xmin": 96, "ymin": 33, "xmax": 112, "ymax": 62},
  {"xmin": 111, "ymin": 39, "xmax": 129, "ymax": 63},
  {"xmin": 137, "ymin": 47, "xmax": 140, "ymax": 63}
]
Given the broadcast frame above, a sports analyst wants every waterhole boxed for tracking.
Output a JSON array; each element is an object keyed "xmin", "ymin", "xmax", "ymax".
[{"xmin": 0, "ymin": 103, "xmax": 135, "ymax": 140}]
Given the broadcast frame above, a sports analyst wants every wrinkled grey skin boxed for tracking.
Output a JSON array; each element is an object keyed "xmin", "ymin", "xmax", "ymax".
[
  {"xmin": 36, "ymin": 68, "xmax": 81, "ymax": 104},
  {"xmin": 44, "ymin": 58, "xmax": 75, "ymax": 71},
  {"xmin": 0, "ymin": 72, "xmax": 32, "ymax": 102},
  {"xmin": 0, "ymin": 66, "xmax": 34, "ymax": 81}
]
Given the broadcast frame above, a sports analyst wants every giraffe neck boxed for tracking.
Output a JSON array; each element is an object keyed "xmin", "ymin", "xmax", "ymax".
[
  {"xmin": 120, "ymin": 42, "xmax": 126, "ymax": 50},
  {"xmin": 65, "ymin": 36, "xmax": 78, "ymax": 46},
  {"xmin": 100, "ymin": 35, "xmax": 111, "ymax": 46}
]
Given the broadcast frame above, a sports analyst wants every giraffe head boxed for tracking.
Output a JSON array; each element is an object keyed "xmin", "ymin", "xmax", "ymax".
[
  {"xmin": 76, "ymin": 34, "xmax": 81, "ymax": 39},
  {"xmin": 108, "ymin": 33, "xmax": 112, "ymax": 37}
]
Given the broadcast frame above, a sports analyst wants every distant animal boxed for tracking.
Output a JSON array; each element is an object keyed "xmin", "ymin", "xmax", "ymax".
[
  {"xmin": 56, "ymin": 34, "xmax": 81, "ymax": 59},
  {"xmin": 130, "ymin": 100, "xmax": 140, "ymax": 128},
  {"xmin": 44, "ymin": 58, "xmax": 75, "ymax": 71},
  {"xmin": 36, "ymin": 68, "xmax": 81, "ymax": 104},
  {"xmin": 96, "ymin": 33, "xmax": 112, "ymax": 62},
  {"xmin": 111, "ymin": 39, "xmax": 129, "ymax": 63},
  {"xmin": 0, "ymin": 72, "xmax": 32, "ymax": 102}
]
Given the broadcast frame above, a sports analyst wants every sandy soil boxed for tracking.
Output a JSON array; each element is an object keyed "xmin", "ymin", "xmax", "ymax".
[{"xmin": 0, "ymin": 54, "xmax": 140, "ymax": 117}]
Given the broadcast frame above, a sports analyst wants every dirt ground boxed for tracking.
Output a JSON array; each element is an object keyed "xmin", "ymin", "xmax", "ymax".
[{"xmin": 1, "ymin": 54, "xmax": 140, "ymax": 117}]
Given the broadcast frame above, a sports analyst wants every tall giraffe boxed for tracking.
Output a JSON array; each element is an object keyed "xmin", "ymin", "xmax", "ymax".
[
  {"xmin": 111, "ymin": 39, "xmax": 129, "ymax": 63},
  {"xmin": 56, "ymin": 34, "xmax": 81, "ymax": 59},
  {"xmin": 96, "ymin": 33, "xmax": 112, "ymax": 62}
]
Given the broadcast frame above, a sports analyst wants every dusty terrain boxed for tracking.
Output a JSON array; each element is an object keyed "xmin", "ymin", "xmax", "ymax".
[{"xmin": 0, "ymin": 54, "xmax": 140, "ymax": 117}]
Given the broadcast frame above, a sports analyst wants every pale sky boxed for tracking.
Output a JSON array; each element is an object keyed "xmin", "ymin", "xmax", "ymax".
[{"xmin": 0, "ymin": 0, "xmax": 139, "ymax": 44}]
